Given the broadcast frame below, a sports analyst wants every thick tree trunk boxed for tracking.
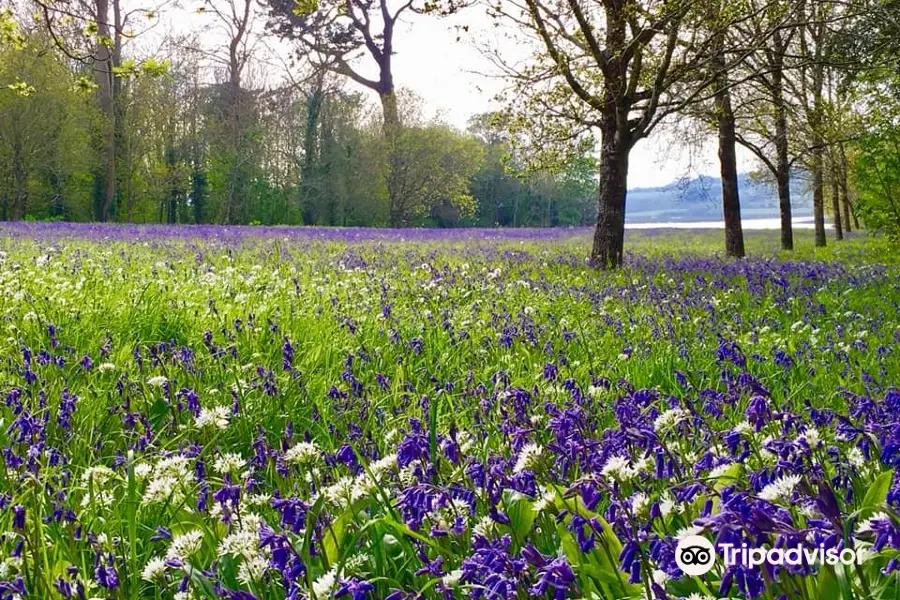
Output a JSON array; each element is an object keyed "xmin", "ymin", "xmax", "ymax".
[
  {"xmin": 714, "ymin": 59, "xmax": 744, "ymax": 258},
  {"xmin": 591, "ymin": 110, "xmax": 629, "ymax": 269}
]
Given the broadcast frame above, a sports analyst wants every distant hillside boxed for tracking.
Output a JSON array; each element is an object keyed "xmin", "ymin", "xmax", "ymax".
[{"xmin": 626, "ymin": 173, "xmax": 812, "ymax": 223}]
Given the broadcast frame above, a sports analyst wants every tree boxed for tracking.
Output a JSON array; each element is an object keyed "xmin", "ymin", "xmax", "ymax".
[
  {"xmin": 387, "ymin": 124, "xmax": 483, "ymax": 226},
  {"xmin": 855, "ymin": 122, "xmax": 900, "ymax": 241},
  {"xmin": 0, "ymin": 27, "xmax": 96, "ymax": 220},
  {"xmin": 710, "ymin": 2, "xmax": 745, "ymax": 257},
  {"xmin": 788, "ymin": 0, "xmax": 855, "ymax": 246},
  {"xmin": 263, "ymin": 0, "xmax": 416, "ymax": 132},
  {"xmin": 33, "ymin": 0, "xmax": 165, "ymax": 221},
  {"xmin": 729, "ymin": 0, "xmax": 803, "ymax": 250},
  {"xmin": 199, "ymin": 0, "xmax": 259, "ymax": 224},
  {"xmin": 487, "ymin": 0, "xmax": 777, "ymax": 267}
]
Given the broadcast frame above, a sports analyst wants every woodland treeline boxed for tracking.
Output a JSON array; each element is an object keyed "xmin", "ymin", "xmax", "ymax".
[
  {"xmin": 0, "ymin": 0, "xmax": 899, "ymax": 265},
  {"xmin": 0, "ymin": 28, "xmax": 597, "ymax": 227}
]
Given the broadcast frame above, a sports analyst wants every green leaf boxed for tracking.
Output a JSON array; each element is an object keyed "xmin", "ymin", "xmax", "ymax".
[
  {"xmin": 148, "ymin": 397, "xmax": 170, "ymax": 431},
  {"xmin": 322, "ymin": 509, "xmax": 351, "ymax": 565},
  {"xmin": 814, "ymin": 565, "xmax": 842, "ymax": 600},
  {"xmin": 502, "ymin": 490, "xmax": 535, "ymax": 540},
  {"xmin": 860, "ymin": 469, "xmax": 894, "ymax": 518}
]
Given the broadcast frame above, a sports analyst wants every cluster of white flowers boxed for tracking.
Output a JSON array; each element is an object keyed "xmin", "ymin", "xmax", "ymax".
[
  {"xmin": 218, "ymin": 511, "xmax": 270, "ymax": 584},
  {"xmin": 653, "ymin": 408, "xmax": 690, "ymax": 431},
  {"xmin": 218, "ymin": 529, "xmax": 259, "ymax": 560},
  {"xmin": 399, "ymin": 461, "xmax": 420, "ymax": 487},
  {"xmin": 457, "ymin": 430, "xmax": 475, "ymax": 454},
  {"xmin": 513, "ymin": 443, "xmax": 544, "ymax": 473},
  {"xmin": 652, "ymin": 569, "xmax": 671, "ymax": 586},
  {"xmin": 658, "ymin": 493, "xmax": 682, "ymax": 518},
  {"xmin": 81, "ymin": 466, "xmax": 116, "ymax": 488},
  {"xmin": 586, "ymin": 385, "xmax": 607, "ymax": 398},
  {"xmin": 166, "ymin": 530, "xmax": 204, "ymax": 560},
  {"xmin": 708, "ymin": 463, "xmax": 737, "ymax": 480},
  {"xmin": 356, "ymin": 453, "xmax": 398, "ymax": 494},
  {"xmin": 798, "ymin": 427, "xmax": 822, "ymax": 448},
  {"xmin": 323, "ymin": 476, "xmax": 366, "ymax": 509},
  {"xmin": 472, "ymin": 515, "xmax": 495, "ymax": 538},
  {"xmin": 675, "ymin": 525, "xmax": 705, "ymax": 540},
  {"xmin": 848, "ymin": 447, "xmax": 866, "ymax": 468},
  {"xmin": 147, "ymin": 375, "xmax": 168, "ymax": 387},
  {"xmin": 141, "ymin": 556, "xmax": 167, "ymax": 581},
  {"xmin": 237, "ymin": 554, "xmax": 269, "ymax": 585},
  {"xmin": 442, "ymin": 569, "xmax": 463, "ymax": 587},
  {"xmin": 284, "ymin": 441, "xmax": 321, "ymax": 464},
  {"xmin": 429, "ymin": 498, "xmax": 472, "ymax": 532},
  {"xmin": 758, "ymin": 474, "xmax": 802, "ymax": 503},
  {"xmin": 213, "ymin": 452, "xmax": 245, "ymax": 475},
  {"xmin": 246, "ymin": 492, "xmax": 273, "ymax": 507},
  {"xmin": 630, "ymin": 492, "xmax": 650, "ymax": 516},
  {"xmin": 732, "ymin": 420, "xmax": 753, "ymax": 435},
  {"xmin": 856, "ymin": 511, "xmax": 891, "ymax": 536},
  {"xmin": 142, "ymin": 476, "xmax": 179, "ymax": 505},
  {"xmin": 142, "ymin": 455, "xmax": 192, "ymax": 505},
  {"xmin": 312, "ymin": 567, "xmax": 338, "ymax": 599},
  {"xmin": 195, "ymin": 406, "xmax": 230, "ymax": 430},
  {"xmin": 601, "ymin": 455, "xmax": 650, "ymax": 482},
  {"xmin": 532, "ymin": 485, "xmax": 557, "ymax": 513}
]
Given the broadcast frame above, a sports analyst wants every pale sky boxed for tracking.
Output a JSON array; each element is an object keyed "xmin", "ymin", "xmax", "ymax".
[{"xmin": 155, "ymin": 0, "xmax": 750, "ymax": 189}]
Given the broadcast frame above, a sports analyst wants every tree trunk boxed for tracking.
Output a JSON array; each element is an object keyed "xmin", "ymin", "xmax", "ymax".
[
  {"xmin": 94, "ymin": 0, "xmax": 116, "ymax": 222},
  {"xmin": 591, "ymin": 108, "xmax": 629, "ymax": 268},
  {"xmin": 379, "ymin": 90, "xmax": 400, "ymax": 132},
  {"xmin": 838, "ymin": 143, "xmax": 852, "ymax": 232},
  {"xmin": 812, "ymin": 145, "xmax": 826, "ymax": 247},
  {"xmin": 301, "ymin": 85, "xmax": 323, "ymax": 224},
  {"xmin": 807, "ymin": 10, "xmax": 827, "ymax": 248},
  {"xmin": 829, "ymin": 161, "xmax": 844, "ymax": 240},
  {"xmin": 713, "ymin": 48, "xmax": 744, "ymax": 258},
  {"xmin": 772, "ymin": 33, "xmax": 793, "ymax": 250},
  {"xmin": 12, "ymin": 137, "xmax": 27, "ymax": 220},
  {"xmin": 381, "ymin": 88, "xmax": 405, "ymax": 227},
  {"xmin": 830, "ymin": 160, "xmax": 843, "ymax": 240},
  {"xmin": 775, "ymin": 169, "xmax": 792, "ymax": 250}
]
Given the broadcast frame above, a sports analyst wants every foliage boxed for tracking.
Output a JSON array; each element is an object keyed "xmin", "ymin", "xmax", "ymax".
[
  {"xmin": 386, "ymin": 124, "xmax": 484, "ymax": 226},
  {"xmin": 0, "ymin": 31, "xmax": 97, "ymax": 221},
  {"xmin": 854, "ymin": 122, "xmax": 900, "ymax": 240}
]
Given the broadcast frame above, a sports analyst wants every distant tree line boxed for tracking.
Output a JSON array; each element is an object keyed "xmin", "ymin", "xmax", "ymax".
[
  {"xmin": 0, "ymin": 7, "xmax": 596, "ymax": 228},
  {"xmin": 0, "ymin": 0, "xmax": 899, "ymax": 260}
]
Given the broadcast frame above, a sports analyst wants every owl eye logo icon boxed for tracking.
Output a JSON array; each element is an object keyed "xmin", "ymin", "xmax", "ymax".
[{"xmin": 675, "ymin": 535, "xmax": 716, "ymax": 576}]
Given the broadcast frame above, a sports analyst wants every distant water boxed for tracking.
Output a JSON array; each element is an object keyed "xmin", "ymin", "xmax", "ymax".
[{"xmin": 625, "ymin": 216, "xmax": 829, "ymax": 230}]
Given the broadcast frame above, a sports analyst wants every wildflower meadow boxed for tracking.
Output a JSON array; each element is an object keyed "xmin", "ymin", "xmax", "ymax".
[{"xmin": 1, "ymin": 223, "xmax": 899, "ymax": 600}]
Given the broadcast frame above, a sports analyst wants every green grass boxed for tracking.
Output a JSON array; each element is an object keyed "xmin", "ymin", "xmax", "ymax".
[{"xmin": 0, "ymin": 227, "xmax": 897, "ymax": 600}]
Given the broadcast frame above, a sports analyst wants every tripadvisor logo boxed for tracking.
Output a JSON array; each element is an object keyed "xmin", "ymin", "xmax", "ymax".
[
  {"xmin": 675, "ymin": 535, "xmax": 869, "ymax": 576},
  {"xmin": 676, "ymin": 535, "xmax": 716, "ymax": 576}
]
